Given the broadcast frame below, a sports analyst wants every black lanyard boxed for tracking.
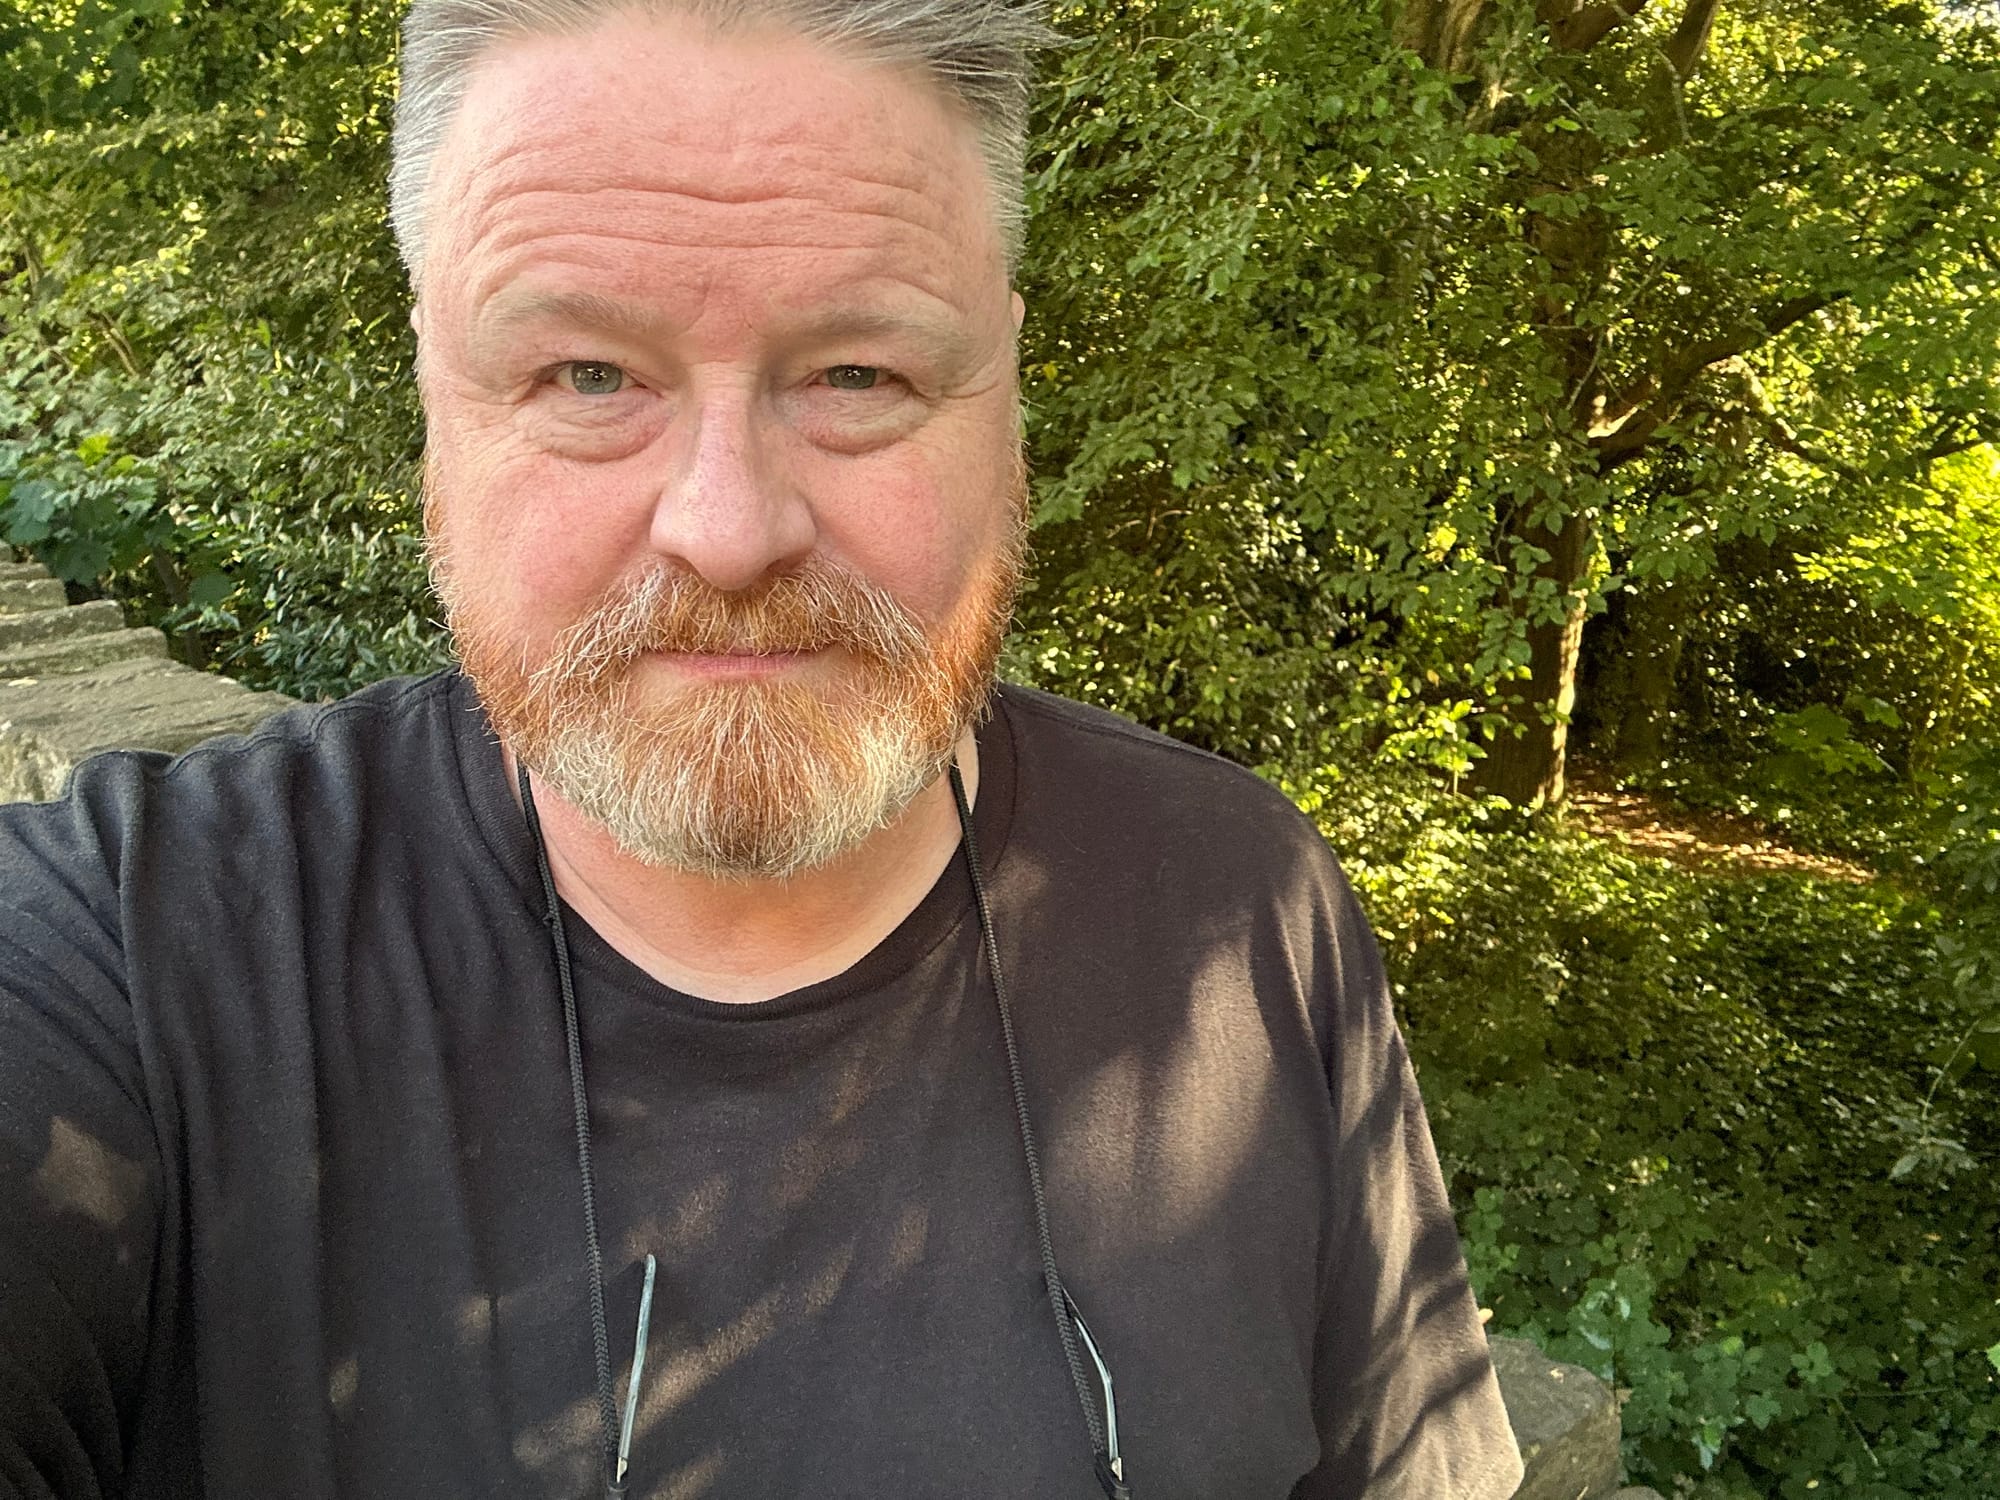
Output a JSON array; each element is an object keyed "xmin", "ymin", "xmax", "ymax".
[{"xmin": 516, "ymin": 758, "xmax": 1132, "ymax": 1498}]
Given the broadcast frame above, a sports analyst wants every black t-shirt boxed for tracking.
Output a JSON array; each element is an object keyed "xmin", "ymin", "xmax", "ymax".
[{"xmin": 0, "ymin": 672, "xmax": 1521, "ymax": 1500}]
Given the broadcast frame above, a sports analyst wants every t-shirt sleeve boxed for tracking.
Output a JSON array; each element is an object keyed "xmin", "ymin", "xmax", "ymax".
[
  {"xmin": 0, "ymin": 775, "xmax": 162, "ymax": 1499},
  {"xmin": 1293, "ymin": 867, "xmax": 1523, "ymax": 1500}
]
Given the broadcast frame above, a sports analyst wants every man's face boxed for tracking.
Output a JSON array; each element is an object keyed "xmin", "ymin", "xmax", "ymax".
[{"xmin": 417, "ymin": 13, "xmax": 1026, "ymax": 876}]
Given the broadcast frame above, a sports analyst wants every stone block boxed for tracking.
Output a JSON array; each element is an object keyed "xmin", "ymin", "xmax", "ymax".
[
  {"xmin": 0, "ymin": 597, "xmax": 126, "ymax": 650},
  {"xmin": 0, "ymin": 576, "xmax": 67, "ymax": 612},
  {"xmin": 1491, "ymin": 1336, "xmax": 1624, "ymax": 1500},
  {"xmin": 0, "ymin": 657, "xmax": 294, "ymax": 801},
  {"xmin": 0, "ymin": 626, "xmax": 170, "ymax": 679}
]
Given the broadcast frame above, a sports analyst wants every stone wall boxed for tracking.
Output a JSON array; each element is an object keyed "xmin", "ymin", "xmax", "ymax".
[
  {"xmin": 0, "ymin": 555, "xmax": 1664, "ymax": 1499},
  {"xmin": 0, "ymin": 557, "xmax": 293, "ymax": 802}
]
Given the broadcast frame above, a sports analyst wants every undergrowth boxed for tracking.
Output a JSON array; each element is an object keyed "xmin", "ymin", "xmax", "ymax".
[{"xmin": 1302, "ymin": 773, "xmax": 2000, "ymax": 1498}]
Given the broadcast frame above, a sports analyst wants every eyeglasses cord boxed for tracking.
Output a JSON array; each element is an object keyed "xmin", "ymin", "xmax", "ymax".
[{"xmin": 517, "ymin": 757, "xmax": 1132, "ymax": 1499}]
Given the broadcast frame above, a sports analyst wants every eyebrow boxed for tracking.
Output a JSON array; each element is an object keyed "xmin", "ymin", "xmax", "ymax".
[
  {"xmin": 786, "ymin": 304, "xmax": 984, "ymax": 369},
  {"xmin": 473, "ymin": 289, "xmax": 983, "ymax": 369},
  {"xmin": 475, "ymin": 289, "xmax": 674, "ymax": 342}
]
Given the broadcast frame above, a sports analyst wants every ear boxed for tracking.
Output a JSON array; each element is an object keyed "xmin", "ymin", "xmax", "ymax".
[{"xmin": 1010, "ymin": 290, "xmax": 1026, "ymax": 333}]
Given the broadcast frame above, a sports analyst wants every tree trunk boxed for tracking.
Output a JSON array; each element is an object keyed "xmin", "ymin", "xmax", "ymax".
[
  {"xmin": 1473, "ymin": 506, "xmax": 1592, "ymax": 806},
  {"xmin": 1392, "ymin": 0, "xmax": 1493, "ymax": 74},
  {"xmin": 1390, "ymin": 0, "xmax": 1712, "ymax": 806},
  {"xmin": 1608, "ymin": 582, "xmax": 1690, "ymax": 772}
]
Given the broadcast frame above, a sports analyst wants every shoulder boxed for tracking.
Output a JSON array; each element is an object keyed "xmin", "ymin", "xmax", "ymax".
[
  {"xmin": 995, "ymin": 682, "xmax": 1337, "ymax": 866},
  {"xmin": 0, "ymin": 670, "xmax": 469, "ymax": 912},
  {"xmin": 142, "ymin": 668, "xmax": 464, "ymax": 802},
  {"xmin": 989, "ymin": 688, "xmax": 1391, "ymax": 1092},
  {"xmin": 31, "ymin": 668, "xmax": 459, "ymax": 816},
  {"xmin": 992, "ymin": 684, "xmax": 1379, "ymax": 978}
]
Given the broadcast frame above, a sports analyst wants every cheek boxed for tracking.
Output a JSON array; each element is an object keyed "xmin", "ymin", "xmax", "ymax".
[
  {"xmin": 423, "ymin": 365, "xmax": 661, "ymax": 533},
  {"xmin": 430, "ymin": 439, "xmax": 656, "ymax": 623},
  {"xmin": 801, "ymin": 438, "xmax": 1013, "ymax": 620}
]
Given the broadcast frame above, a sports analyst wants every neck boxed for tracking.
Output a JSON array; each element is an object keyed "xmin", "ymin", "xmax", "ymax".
[{"xmin": 516, "ymin": 729, "xmax": 979, "ymax": 1003}]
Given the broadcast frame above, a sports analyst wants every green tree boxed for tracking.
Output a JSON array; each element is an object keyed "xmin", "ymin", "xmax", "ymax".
[
  {"xmin": 5, "ymin": 0, "xmax": 1997, "ymax": 783},
  {"xmin": 1, "ymin": 0, "xmax": 439, "ymax": 697},
  {"xmin": 1387, "ymin": 0, "xmax": 2000, "ymax": 801},
  {"xmin": 1019, "ymin": 0, "xmax": 2000, "ymax": 803}
]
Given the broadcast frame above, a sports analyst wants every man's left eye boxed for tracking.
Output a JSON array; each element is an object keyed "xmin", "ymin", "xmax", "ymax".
[
  {"xmin": 565, "ymin": 362, "xmax": 626, "ymax": 396},
  {"xmin": 824, "ymin": 365, "xmax": 881, "ymax": 391}
]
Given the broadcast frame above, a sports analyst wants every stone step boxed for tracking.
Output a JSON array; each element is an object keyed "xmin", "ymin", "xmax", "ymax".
[
  {"xmin": 0, "ymin": 576, "xmax": 69, "ymax": 614},
  {"xmin": 0, "ymin": 656, "xmax": 294, "ymax": 801},
  {"xmin": 1491, "ymin": 1337, "xmax": 1625, "ymax": 1500},
  {"xmin": 0, "ymin": 598, "xmax": 128, "ymax": 651},
  {"xmin": 0, "ymin": 559, "xmax": 54, "ymax": 584},
  {"xmin": 0, "ymin": 626, "xmax": 169, "ymax": 680}
]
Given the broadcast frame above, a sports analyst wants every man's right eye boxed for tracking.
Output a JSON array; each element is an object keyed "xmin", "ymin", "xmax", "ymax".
[{"xmin": 565, "ymin": 362, "xmax": 626, "ymax": 396}]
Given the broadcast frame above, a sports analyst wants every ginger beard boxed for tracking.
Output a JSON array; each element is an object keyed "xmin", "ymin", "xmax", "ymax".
[{"xmin": 432, "ymin": 493, "xmax": 1026, "ymax": 881}]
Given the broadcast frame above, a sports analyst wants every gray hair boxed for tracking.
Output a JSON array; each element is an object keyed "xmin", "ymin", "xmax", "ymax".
[{"xmin": 389, "ymin": 0, "xmax": 1056, "ymax": 281}]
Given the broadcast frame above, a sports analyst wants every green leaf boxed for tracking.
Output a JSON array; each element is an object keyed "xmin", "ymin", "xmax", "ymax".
[
  {"xmin": 1966, "ymin": 1029, "xmax": 2000, "ymax": 1073},
  {"xmin": 188, "ymin": 572, "xmax": 237, "ymax": 609}
]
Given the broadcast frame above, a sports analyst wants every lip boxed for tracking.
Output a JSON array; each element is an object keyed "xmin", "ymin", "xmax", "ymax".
[{"xmin": 643, "ymin": 647, "xmax": 823, "ymax": 682}]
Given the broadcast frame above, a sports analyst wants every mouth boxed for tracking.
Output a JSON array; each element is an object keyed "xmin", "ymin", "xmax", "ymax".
[{"xmin": 641, "ymin": 645, "xmax": 827, "ymax": 681}]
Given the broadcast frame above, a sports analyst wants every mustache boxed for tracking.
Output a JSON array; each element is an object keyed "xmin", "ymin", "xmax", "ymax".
[{"xmin": 530, "ymin": 562, "xmax": 932, "ymax": 688}]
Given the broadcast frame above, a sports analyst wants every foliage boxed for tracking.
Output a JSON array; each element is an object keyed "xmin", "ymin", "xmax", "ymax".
[
  {"xmin": 1014, "ymin": 1, "xmax": 1521, "ymax": 777},
  {"xmin": 0, "ymin": 0, "xmax": 443, "ymax": 697},
  {"xmin": 1588, "ymin": 445, "xmax": 2000, "ymax": 861},
  {"xmin": 1325, "ymin": 783, "xmax": 2000, "ymax": 1496},
  {"xmin": 1896, "ymin": 747, "xmax": 2000, "ymax": 1178},
  {"xmin": 1020, "ymin": 0, "xmax": 2000, "ymax": 803}
]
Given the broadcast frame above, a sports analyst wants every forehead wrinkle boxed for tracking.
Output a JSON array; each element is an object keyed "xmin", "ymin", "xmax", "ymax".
[
  {"xmin": 443, "ymin": 168, "xmax": 980, "ymax": 317},
  {"xmin": 455, "ymin": 202, "xmax": 981, "ymax": 331},
  {"xmin": 445, "ymin": 66, "xmax": 976, "ymax": 216},
  {"xmin": 457, "ymin": 183, "xmax": 960, "ymax": 258},
  {"xmin": 426, "ymin": 18, "xmax": 1010, "ymax": 348},
  {"xmin": 434, "ymin": 56, "xmax": 994, "ymax": 267},
  {"xmin": 456, "ymin": 22, "xmax": 986, "ymax": 204},
  {"xmin": 448, "ymin": 154, "xmax": 965, "ymax": 257}
]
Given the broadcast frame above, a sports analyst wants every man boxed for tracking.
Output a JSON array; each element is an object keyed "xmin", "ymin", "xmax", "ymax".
[{"xmin": 0, "ymin": 1, "xmax": 1524, "ymax": 1496}]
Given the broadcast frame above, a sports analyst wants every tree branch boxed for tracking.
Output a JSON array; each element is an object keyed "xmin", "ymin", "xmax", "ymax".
[
  {"xmin": 1761, "ymin": 417, "xmax": 1863, "ymax": 482},
  {"xmin": 1662, "ymin": 0, "xmax": 1724, "ymax": 79},
  {"xmin": 1588, "ymin": 290, "xmax": 1850, "ymax": 466},
  {"xmin": 1393, "ymin": 0, "xmax": 1494, "ymax": 73},
  {"xmin": 1592, "ymin": 406, "xmax": 1672, "ymax": 468},
  {"xmin": 1919, "ymin": 413, "xmax": 2000, "ymax": 464},
  {"xmin": 1756, "ymin": 291, "xmax": 1843, "ymax": 340},
  {"xmin": 91, "ymin": 312, "xmax": 142, "ymax": 380},
  {"xmin": 1538, "ymin": 0, "xmax": 1650, "ymax": 52},
  {"xmin": 1658, "ymin": 294, "xmax": 1840, "ymax": 382},
  {"xmin": 1590, "ymin": 374, "xmax": 1658, "ymax": 438}
]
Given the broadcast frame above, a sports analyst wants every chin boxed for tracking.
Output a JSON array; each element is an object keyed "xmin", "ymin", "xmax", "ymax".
[{"xmin": 529, "ymin": 671, "xmax": 963, "ymax": 879}]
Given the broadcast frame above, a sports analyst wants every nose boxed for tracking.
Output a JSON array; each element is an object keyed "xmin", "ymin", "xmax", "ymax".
[{"xmin": 648, "ymin": 388, "xmax": 815, "ymax": 592}]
